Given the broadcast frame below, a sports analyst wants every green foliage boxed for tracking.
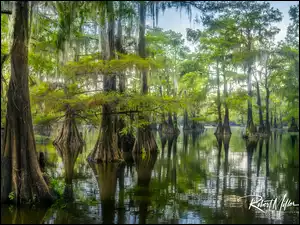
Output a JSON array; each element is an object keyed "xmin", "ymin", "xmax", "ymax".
[
  {"xmin": 49, "ymin": 177, "xmax": 65, "ymax": 197},
  {"xmin": 8, "ymin": 192, "xmax": 15, "ymax": 201},
  {"xmin": 62, "ymin": 53, "xmax": 161, "ymax": 77},
  {"xmin": 1, "ymin": 1, "xmax": 298, "ymax": 142}
]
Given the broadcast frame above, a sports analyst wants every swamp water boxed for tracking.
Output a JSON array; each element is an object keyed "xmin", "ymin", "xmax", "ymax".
[{"xmin": 1, "ymin": 127, "xmax": 299, "ymax": 224}]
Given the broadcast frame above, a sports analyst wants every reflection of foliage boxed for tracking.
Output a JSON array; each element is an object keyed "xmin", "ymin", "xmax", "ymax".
[{"xmin": 4, "ymin": 127, "xmax": 297, "ymax": 224}]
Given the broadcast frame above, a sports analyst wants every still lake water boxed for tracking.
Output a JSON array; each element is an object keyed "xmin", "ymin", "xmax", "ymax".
[{"xmin": 1, "ymin": 127, "xmax": 299, "ymax": 224}]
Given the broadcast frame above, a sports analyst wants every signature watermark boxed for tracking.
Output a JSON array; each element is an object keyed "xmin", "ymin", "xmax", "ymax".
[{"xmin": 240, "ymin": 194, "xmax": 299, "ymax": 213}]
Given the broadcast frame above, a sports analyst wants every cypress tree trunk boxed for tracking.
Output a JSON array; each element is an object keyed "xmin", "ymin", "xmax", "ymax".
[
  {"xmin": 89, "ymin": 2, "xmax": 123, "ymax": 162},
  {"xmin": 1, "ymin": 1, "xmax": 54, "ymax": 204},
  {"xmin": 222, "ymin": 62, "xmax": 231, "ymax": 135},
  {"xmin": 265, "ymin": 85, "xmax": 271, "ymax": 134},
  {"xmin": 133, "ymin": 1, "xmax": 157, "ymax": 154},
  {"xmin": 183, "ymin": 90, "xmax": 189, "ymax": 130},
  {"xmin": 183, "ymin": 110, "xmax": 189, "ymax": 130},
  {"xmin": 168, "ymin": 112, "xmax": 173, "ymax": 127},
  {"xmin": 54, "ymin": 39, "xmax": 83, "ymax": 148},
  {"xmin": 270, "ymin": 110, "xmax": 273, "ymax": 127},
  {"xmin": 288, "ymin": 117, "xmax": 299, "ymax": 132},
  {"xmin": 183, "ymin": 132, "xmax": 188, "ymax": 153},
  {"xmin": 245, "ymin": 31, "xmax": 256, "ymax": 136},
  {"xmin": 53, "ymin": 106, "xmax": 84, "ymax": 148},
  {"xmin": 256, "ymin": 81, "xmax": 264, "ymax": 133},
  {"xmin": 116, "ymin": 1, "xmax": 135, "ymax": 153},
  {"xmin": 274, "ymin": 116, "xmax": 277, "ymax": 128},
  {"xmin": 161, "ymin": 112, "xmax": 178, "ymax": 134},
  {"xmin": 173, "ymin": 112, "xmax": 178, "ymax": 130},
  {"xmin": 158, "ymin": 81, "xmax": 165, "ymax": 131},
  {"xmin": 279, "ymin": 111, "xmax": 283, "ymax": 129},
  {"xmin": 273, "ymin": 106, "xmax": 277, "ymax": 128},
  {"xmin": 215, "ymin": 60, "xmax": 223, "ymax": 135}
]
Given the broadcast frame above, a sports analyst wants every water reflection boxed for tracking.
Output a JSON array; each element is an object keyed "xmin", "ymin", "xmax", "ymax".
[
  {"xmin": 54, "ymin": 143, "xmax": 83, "ymax": 200},
  {"xmin": 1, "ymin": 128, "xmax": 299, "ymax": 224},
  {"xmin": 1, "ymin": 206, "xmax": 48, "ymax": 224},
  {"xmin": 133, "ymin": 153, "xmax": 157, "ymax": 224},
  {"xmin": 223, "ymin": 136, "xmax": 230, "ymax": 175},
  {"xmin": 245, "ymin": 139, "xmax": 257, "ymax": 208},
  {"xmin": 256, "ymin": 139, "xmax": 264, "ymax": 177},
  {"xmin": 89, "ymin": 162, "xmax": 120, "ymax": 224}
]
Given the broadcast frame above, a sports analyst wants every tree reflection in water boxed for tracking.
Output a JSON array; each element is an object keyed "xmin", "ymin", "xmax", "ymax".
[{"xmin": 1, "ymin": 128, "xmax": 298, "ymax": 224}]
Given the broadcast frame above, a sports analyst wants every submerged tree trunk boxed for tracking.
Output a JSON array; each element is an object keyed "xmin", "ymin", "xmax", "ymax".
[
  {"xmin": 222, "ymin": 62, "xmax": 231, "ymax": 135},
  {"xmin": 256, "ymin": 81, "xmax": 264, "ymax": 133},
  {"xmin": 215, "ymin": 60, "xmax": 223, "ymax": 135},
  {"xmin": 1, "ymin": 1, "xmax": 54, "ymax": 204},
  {"xmin": 133, "ymin": 1, "xmax": 157, "ymax": 154},
  {"xmin": 89, "ymin": 2, "xmax": 123, "ymax": 162}
]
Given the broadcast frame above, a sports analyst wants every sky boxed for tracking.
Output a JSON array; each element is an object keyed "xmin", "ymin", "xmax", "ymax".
[{"xmin": 150, "ymin": 1, "xmax": 299, "ymax": 51}]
